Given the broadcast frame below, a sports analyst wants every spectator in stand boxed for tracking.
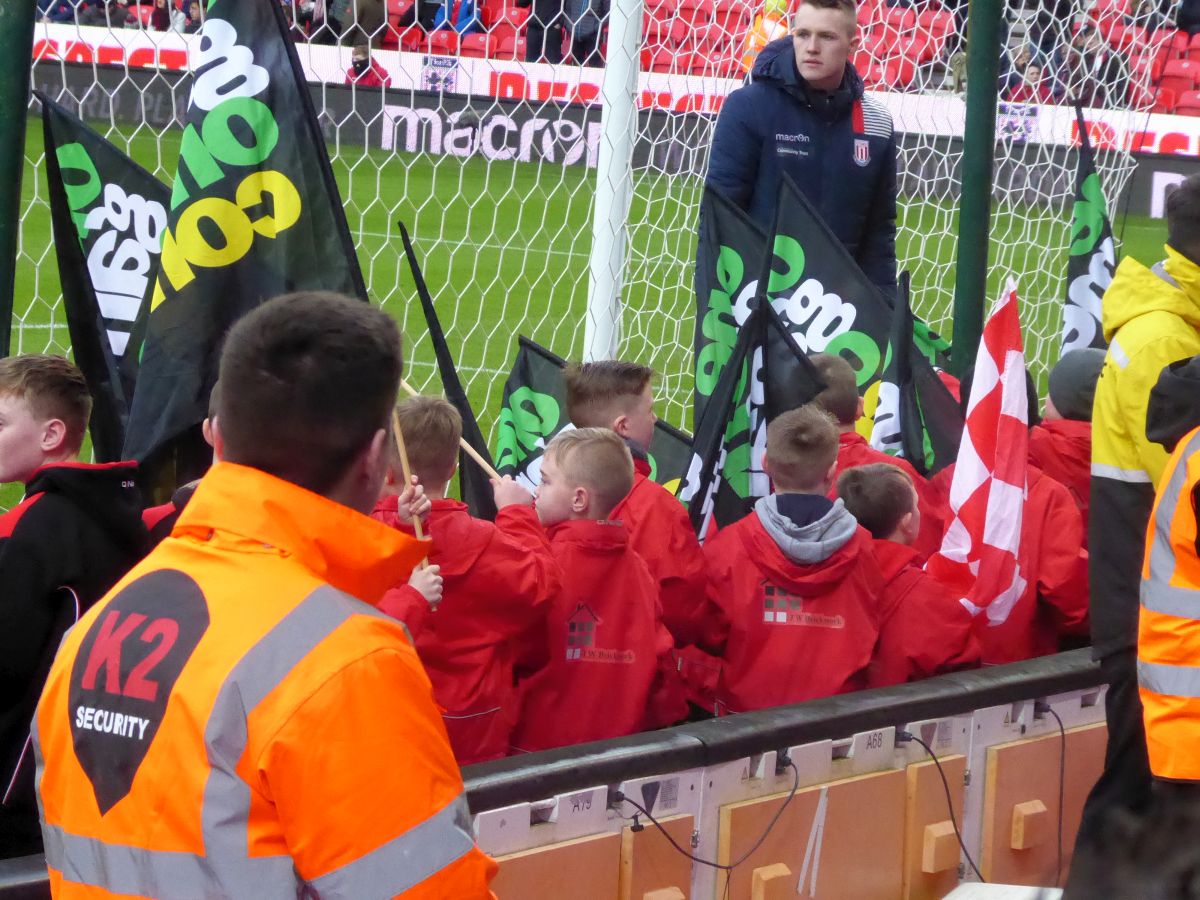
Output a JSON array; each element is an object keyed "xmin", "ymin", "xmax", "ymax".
[
  {"xmin": 345, "ymin": 41, "xmax": 391, "ymax": 87},
  {"xmin": 511, "ymin": 428, "xmax": 684, "ymax": 752},
  {"xmin": 1029, "ymin": 0, "xmax": 1073, "ymax": 63},
  {"xmin": 1127, "ymin": 0, "xmax": 1171, "ymax": 33},
  {"xmin": 695, "ymin": 405, "xmax": 887, "ymax": 715},
  {"xmin": 519, "ymin": 0, "xmax": 567, "ymax": 64},
  {"xmin": 395, "ymin": 0, "xmax": 447, "ymax": 34},
  {"xmin": 836, "ymin": 464, "xmax": 979, "ymax": 686},
  {"xmin": 810, "ymin": 352, "xmax": 946, "ymax": 559},
  {"xmin": 1004, "ymin": 60, "xmax": 1054, "ymax": 104},
  {"xmin": 1001, "ymin": 44, "xmax": 1034, "ymax": 95},
  {"xmin": 149, "ymin": 0, "xmax": 170, "ymax": 30},
  {"xmin": 0, "ymin": 356, "xmax": 149, "ymax": 859},
  {"xmin": 1179, "ymin": 0, "xmax": 1200, "ymax": 36},
  {"xmin": 1065, "ymin": 23, "xmax": 1129, "ymax": 109},
  {"xmin": 567, "ymin": 0, "xmax": 608, "ymax": 66},
  {"xmin": 372, "ymin": 397, "xmax": 561, "ymax": 765},
  {"xmin": 1028, "ymin": 348, "xmax": 1105, "ymax": 542},
  {"xmin": 76, "ymin": 0, "xmax": 133, "ymax": 27},
  {"xmin": 706, "ymin": 0, "xmax": 898, "ymax": 297}
]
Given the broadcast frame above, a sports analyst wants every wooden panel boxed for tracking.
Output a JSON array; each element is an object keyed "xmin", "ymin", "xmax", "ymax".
[
  {"xmin": 981, "ymin": 722, "xmax": 1106, "ymax": 886},
  {"xmin": 903, "ymin": 755, "xmax": 966, "ymax": 900},
  {"xmin": 717, "ymin": 768, "xmax": 907, "ymax": 899},
  {"xmin": 619, "ymin": 813, "xmax": 694, "ymax": 900},
  {"xmin": 493, "ymin": 830, "xmax": 622, "ymax": 900}
]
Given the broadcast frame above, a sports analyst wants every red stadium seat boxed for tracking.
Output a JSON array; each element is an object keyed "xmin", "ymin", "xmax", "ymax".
[
  {"xmin": 493, "ymin": 34, "xmax": 527, "ymax": 58},
  {"xmin": 883, "ymin": 5, "xmax": 917, "ymax": 31},
  {"xmin": 880, "ymin": 57, "xmax": 916, "ymax": 89},
  {"xmin": 1189, "ymin": 32, "xmax": 1200, "ymax": 62},
  {"xmin": 1178, "ymin": 89, "xmax": 1200, "ymax": 114},
  {"xmin": 1169, "ymin": 29, "xmax": 1191, "ymax": 58},
  {"xmin": 1152, "ymin": 87, "xmax": 1178, "ymax": 112},
  {"xmin": 1161, "ymin": 58, "xmax": 1200, "ymax": 96},
  {"xmin": 1127, "ymin": 78, "xmax": 1157, "ymax": 108},
  {"xmin": 1107, "ymin": 23, "xmax": 1145, "ymax": 53},
  {"xmin": 460, "ymin": 32, "xmax": 492, "ymax": 56},
  {"xmin": 427, "ymin": 29, "xmax": 460, "ymax": 54}
]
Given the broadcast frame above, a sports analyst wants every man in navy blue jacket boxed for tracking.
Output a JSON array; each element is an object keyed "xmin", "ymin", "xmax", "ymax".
[{"xmin": 706, "ymin": 0, "xmax": 898, "ymax": 295}]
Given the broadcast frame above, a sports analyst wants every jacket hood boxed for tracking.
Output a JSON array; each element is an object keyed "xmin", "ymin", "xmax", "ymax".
[
  {"xmin": 750, "ymin": 37, "xmax": 864, "ymax": 109},
  {"xmin": 372, "ymin": 496, "xmax": 493, "ymax": 578},
  {"xmin": 1029, "ymin": 418, "xmax": 1091, "ymax": 462},
  {"xmin": 1103, "ymin": 248, "xmax": 1200, "ymax": 341},
  {"xmin": 25, "ymin": 461, "xmax": 148, "ymax": 556},
  {"xmin": 546, "ymin": 518, "xmax": 628, "ymax": 550},
  {"xmin": 871, "ymin": 538, "xmax": 921, "ymax": 584},
  {"xmin": 1147, "ymin": 355, "xmax": 1200, "ymax": 452},
  {"xmin": 746, "ymin": 494, "xmax": 862, "ymax": 594}
]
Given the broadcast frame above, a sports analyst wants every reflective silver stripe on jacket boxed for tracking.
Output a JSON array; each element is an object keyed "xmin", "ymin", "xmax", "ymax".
[
  {"xmin": 1140, "ymin": 659, "xmax": 1200, "ymax": 698},
  {"xmin": 40, "ymin": 585, "xmax": 470, "ymax": 898},
  {"xmin": 1091, "ymin": 463, "xmax": 1153, "ymax": 483}
]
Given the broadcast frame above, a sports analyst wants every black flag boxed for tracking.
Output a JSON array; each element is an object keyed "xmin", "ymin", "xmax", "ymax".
[
  {"xmin": 678, "ymin": 300, "xmax": 826, "ymax": 536},
  {"xmin": 868, "ymin": 272, "xmax": 963, "ymax": 477},
  {"xmin": 39, "ymin": 92, "xmax": 169, "ymax": 462},
  {"xmin": 494, "ymin": 337, "xmax": 692, "ymax": 493},
  {"xmin": 1063, "ymin": 103, "xmax": 1114, "ymax": 354},
  {"xmin": 399, "ymin": 221, "xmax": 497, "ymax": 520},
  {"xmin": 123, "ymin": 0, "xmax": 367, "ymax": 468}
]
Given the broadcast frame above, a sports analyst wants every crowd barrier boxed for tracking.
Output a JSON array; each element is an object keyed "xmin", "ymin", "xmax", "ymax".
[{"xmin": 0, "ymin": 649, "xmax": 1108, "ymax": 899}]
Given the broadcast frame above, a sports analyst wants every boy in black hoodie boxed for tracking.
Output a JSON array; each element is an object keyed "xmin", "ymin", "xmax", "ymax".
[{"xmin": 0, "ymin": 355, "xmax": 148, "ymax": 858}]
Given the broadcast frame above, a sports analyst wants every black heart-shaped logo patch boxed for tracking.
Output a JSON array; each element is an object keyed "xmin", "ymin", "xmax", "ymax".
[{"xmin": 68, "ymin": 569, "xmax": 210, "ymax": 815}]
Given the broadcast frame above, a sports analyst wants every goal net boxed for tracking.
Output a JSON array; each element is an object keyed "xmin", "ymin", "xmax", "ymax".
[{"xmin": 14, "ymin": 0, "xmax": 1168, "ymax": 447}]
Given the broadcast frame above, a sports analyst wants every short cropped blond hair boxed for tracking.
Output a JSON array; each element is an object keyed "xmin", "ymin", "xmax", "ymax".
[
  {"xmin": 545, "ymin": 427, "xmax": 633, "ymax": 519},
  {"xmin": 766, "ymin": 405, "xmax": 839, "ymax": 491}
]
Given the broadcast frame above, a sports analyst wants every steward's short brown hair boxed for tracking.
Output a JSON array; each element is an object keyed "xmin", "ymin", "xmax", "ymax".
[
  {"xmin": 217, "ymin": 292, "xmax": 402, "ymax": 495},
  {"xmin": 0, "ymin": 354, "xmax": 91, "ymax": 454},
  {"xmin": 564, "ymin": 360, "xmax": 654, "ymax": 428},
  {"xmin": 794, "ymin": 0, "xmax": 857, "ymax": 29},
  {"xmin": 809, "ymin": 353, "xmax": 859, "ymax": 426},
  {"xmin": 1167, "ymin": 174, "xmax": 1200, "ymax": 265},
  {"xmin": 765, "ymin": 405, "xmax": 838, "ymax": 491},
  {"xmin": 545, "ymin": 426, "xmax": 633, "ymax": 519},
  {"xmin": 395, "ymin": 395, "xmax": 462, "ymax": 486},
  {"xmin": 836, "ymin": 463, "xmax": 915, "ymax": 538}
]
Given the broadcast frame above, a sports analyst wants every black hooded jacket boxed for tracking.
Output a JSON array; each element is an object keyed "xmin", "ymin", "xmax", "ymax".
[{"xmin": 0, "ymin": 461, "xmax": 149, "ymax": 857}]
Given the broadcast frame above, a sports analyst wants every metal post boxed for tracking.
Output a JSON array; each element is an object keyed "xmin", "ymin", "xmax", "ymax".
[
  {"xmin": 582, "ymin": 0, "xmax": 641, "ymax": 361},
  {"xmin": 951, "ymin": 0, "xmax": 1003, "ymax": 376},
  {"xmin": 0, "ymin": 1, "xmax": 36, "ymax": 357}
]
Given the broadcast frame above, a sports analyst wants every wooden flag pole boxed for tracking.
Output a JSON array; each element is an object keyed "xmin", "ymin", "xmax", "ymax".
[
  {"xmin": 399, "ymin": 378, "xmax": 502, "ymax": 481},
  {"xmin": 390, "ymin": 409, "xmax": 428, "ymax": 569}
]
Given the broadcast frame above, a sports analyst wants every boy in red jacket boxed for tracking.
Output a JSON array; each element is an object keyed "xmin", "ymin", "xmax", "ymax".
[
  {"xmin": 511, "ymin": 428, "xmax": 684, "ymax": 752},
  {"xmin": 1028, "ymin": 348, "xmax": 1104, "ymax": 542},
  {"xmin": 837, "ymin": 464, "xmax": 980, "ymax": 685},
  {"xmin": 373, "ymin": 397, "xmax": 560, "ymax": 765},
  {"xmin": 810, "ymin": 353, "xmax": 946, "ymax": 558},
  {"xmin": 696, "ymin": 406, "xmax": 886, "ymax": 714},
  {"xmin": 564, "ymin": 361, "xmax": 708, "ymax": 648}
]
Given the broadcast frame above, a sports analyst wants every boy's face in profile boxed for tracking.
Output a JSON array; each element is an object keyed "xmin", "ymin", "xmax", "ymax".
[
  {"xmin": 622, "ymin": 384, "xmax": 657, "ymax": 453},
  {"xmin": 534, "ymin": 450, "xmax": 575, "ymax": 526},
  {"xmin": 0, "ymin": 393, "xmax": 56, "ymax": 485}
]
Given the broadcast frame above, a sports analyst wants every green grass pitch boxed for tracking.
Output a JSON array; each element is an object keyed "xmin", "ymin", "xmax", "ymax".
[{"xmin": 8, "ymin": 114, "xmax": 1168, "ymax": 509}]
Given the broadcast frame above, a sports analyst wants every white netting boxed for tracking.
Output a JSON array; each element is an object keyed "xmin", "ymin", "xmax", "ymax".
[{"xmin": 15, "ymin": 0, "xmax": 1169, "ymax": 444}]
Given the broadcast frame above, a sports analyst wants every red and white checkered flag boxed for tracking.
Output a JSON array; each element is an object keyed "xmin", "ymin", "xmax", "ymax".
[{"xmin": 927, "ymin": 278, "xmax": 1028, "ymax": 625}]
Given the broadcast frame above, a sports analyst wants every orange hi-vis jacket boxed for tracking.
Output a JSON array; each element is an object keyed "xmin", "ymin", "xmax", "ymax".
[
  {"xmin": 1139, "ymin": 425, "xmax": 1200, "ymax": 782},
  {"xmin": 35, "ymin": 462, "xmax": 497, "ymax": 898}
]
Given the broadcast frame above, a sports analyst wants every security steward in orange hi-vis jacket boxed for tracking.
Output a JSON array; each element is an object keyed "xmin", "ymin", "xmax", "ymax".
[
  {"xmin": 34, "ymin": 292, "xmax": 497, "ymax": 899},
  {"xmin": 1139, "ymin": 355, "xmax": 1200, "ymax": 791}
]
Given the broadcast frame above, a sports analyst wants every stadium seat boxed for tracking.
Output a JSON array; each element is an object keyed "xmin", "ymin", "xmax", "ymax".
[
  {"xmin": 884, "ymin": 5, "xmax": 917, "ymax": 31},
  {"xmin": 1169, "ymin": 28, "xmax": 1191, "ymax": 59},
  {"xmin": 460, "ymin": 32, "xmax": 492, "ymax": 56},
  {"xmin": 1127, "ymin": 78, "xmax": 1157, "ymax": 109},
  {"xmin": 1189, "ymin": 32, "xmax": 1200, "ymax": 62},
  {"xmin": 1178, "ymin": 89, "xmax": 1200, "ymax": 115},
  {"xmin": 1107, "ymin": 23, "xmax": 1144, "ymax": 53},
  {"xmin": 427, "ymin": 29, "xmax": 460, "ymax": 54},
  {"xmin": 880, "ymin": 57, "xmax": 916, "ymax": 89},
  {"xmin": 1152, "ymin": 87, "xmax": 1178, "ymax": 112},
  {"xmin": 1160, "ymin": 58, "xmax": 1200, "ymax": 96},
  {"xmin": 493, "ymin": 34, "xmax": 527, "ymax": 58}
]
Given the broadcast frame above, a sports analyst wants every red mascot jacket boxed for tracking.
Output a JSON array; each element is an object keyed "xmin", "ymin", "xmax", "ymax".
[
  {"xmin": 373, "ymin": 497, "xmax": 560, "ymax": 765},
  {"xmin": 1027, "ymin": 419, "xmax": 1092, "ymax": 544},
  {"xmin": 697, "ymin": 494, "xmax": 886, "ymax": 714},
  {"xmin": 931, "ymin": 465, "xmax": 1089, "ymax": 664},
  {"xmin": 830, "ymin": 432, "xmax": 947, "ymax": 559},
  {"xmin": 866, "ymin": 539, "xmax": 980, "ymax": 687},
  {"xmin": 510, "ymin": 519, "xmax": 683, "ymax": 753},
  {"xmin": 610, "ymin": 456, "xmax": 708, "ymax": 647}
]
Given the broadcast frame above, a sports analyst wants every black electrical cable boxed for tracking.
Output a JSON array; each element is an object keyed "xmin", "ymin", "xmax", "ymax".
[
  {"xmin": 614, "ymin": 757, "xmax": 801, "ymax": 896},
  {"xmin": 1041, "ymin": 703, "xmax": 1068, "ymax": 888},
  {"xmin": 899, "ymin": 730, "xmax": 986, "ymax": 883}
]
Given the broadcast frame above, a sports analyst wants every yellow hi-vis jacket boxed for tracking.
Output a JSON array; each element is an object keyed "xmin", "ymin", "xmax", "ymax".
[
  {"xmin": 35, "ymin": 461, "xmax": 498, "ymax": 899},
  {"xmin": 1139, "ymin": 425, "xmax": 1200, "ymax": 781},
  {"xmin": 1090, "ymin": 247, "xmax": 1200, "ymax": 658}
]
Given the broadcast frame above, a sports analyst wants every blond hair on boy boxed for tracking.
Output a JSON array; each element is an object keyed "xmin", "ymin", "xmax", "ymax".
[{"xmin": 536, "ymin": 427, "xmax": 634, "ymax": 524}]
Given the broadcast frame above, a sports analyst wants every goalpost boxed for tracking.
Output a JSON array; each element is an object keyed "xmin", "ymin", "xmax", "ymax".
[{"xmin": 5, "ymin": 0, "xmax": 1162, "ymax": 444}]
